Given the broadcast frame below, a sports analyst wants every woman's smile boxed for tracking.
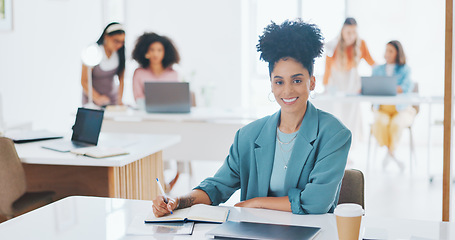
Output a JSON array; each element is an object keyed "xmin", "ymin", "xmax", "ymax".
[{"xmin": 282, "ymin": 97, "xmax": 299, "ymax": 104}]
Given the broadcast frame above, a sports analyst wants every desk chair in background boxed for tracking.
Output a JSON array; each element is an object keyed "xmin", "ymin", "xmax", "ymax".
[
  {"xmin": 0, "ymin": 137, "xmax": 55, "ymax": 221},
  {"xmin": 338, "ymin": 169, "xmax": 365, "ymax": 209},
  {"xmin": 367, "ymin": 83, "xmax": 419, "ymax": 173}
]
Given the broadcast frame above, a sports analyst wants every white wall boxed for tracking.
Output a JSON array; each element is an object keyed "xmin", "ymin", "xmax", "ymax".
[
  {"xmin": 0, "ymin": 0, "xmax": 244, "ymax": 131},
  {"xmin": 0, "ymin": 0, "xmax": 103, "ymax": 131},
  {"xmin": 123, "ymin": 0, "xmax": 243, "ymax": 108},
  {"xmin": 0, "ymin": 0, "xmax": 446, "ymax": 134}
]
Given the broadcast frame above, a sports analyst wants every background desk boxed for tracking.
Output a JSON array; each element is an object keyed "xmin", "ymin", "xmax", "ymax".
[
  {"xmin": 311, "ymin": 94, "xmax": 443, "ymax": 175},
  {"xmin": 102, "ymin": 108, "xmax": 262, "ymax": 162},
  {"xmin": 0, "ymin": 196, "xmax": 453, "ymax": 239},
  {"xmin": 15, "ymin": 133, "xmax": 180, "ymax": 201}
]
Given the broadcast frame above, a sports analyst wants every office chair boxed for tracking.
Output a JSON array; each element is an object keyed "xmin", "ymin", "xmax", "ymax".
[
  {"xmin": 367, "ymin": 83, "xmax": 419, "ymax": 173},
  {"xmin": 338, "ymin": 169, "xmax": 365, "ymax": 209},
  {"xmin": 0, "ymin": 137, "xmax": 55, "ymax": 220}
]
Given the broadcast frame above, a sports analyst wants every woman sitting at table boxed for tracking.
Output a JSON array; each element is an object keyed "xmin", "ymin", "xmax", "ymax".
[
  {"xmin": 132, "ymin": 32, "xmax": 181, "ymax": 101},
  {"xmin": 371, "ymin": 40, "xmax": 415, "ymax": 170},
  {"xmin": 152, "ymin": 19, "xmax": 352, "ymax": 216}
]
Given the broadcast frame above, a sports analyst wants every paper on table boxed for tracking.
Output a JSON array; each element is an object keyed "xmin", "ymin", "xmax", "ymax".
[
  {"xmin": 362, "ymin": 227, "xmax": 388, "ymax": 239},
  {"xmin": 70, "ymin": 146, "xmax": 129, "ymax": 158},
  {"xmin": 145, "ymin": 204, "xmax": 229, "ymax": 223},
  {"xmin": 127, "ymin": 215, "xmax": 194, "ymax": 235}
]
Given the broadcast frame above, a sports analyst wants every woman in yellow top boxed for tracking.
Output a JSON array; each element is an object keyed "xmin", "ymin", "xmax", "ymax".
[{"xmin": 322, "ymin": 17, "xmax": 375, "ymax": 148}]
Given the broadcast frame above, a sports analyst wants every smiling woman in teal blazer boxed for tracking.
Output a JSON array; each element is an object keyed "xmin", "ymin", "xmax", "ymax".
[{"xmin": 152, "ymin": 20, "xmax": 352, "ymax": 216}]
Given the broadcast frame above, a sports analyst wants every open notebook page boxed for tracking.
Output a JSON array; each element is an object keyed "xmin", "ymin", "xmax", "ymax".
[{"xmin": 186, "ymin": 204, "xmax": 229, "ymax": 223}]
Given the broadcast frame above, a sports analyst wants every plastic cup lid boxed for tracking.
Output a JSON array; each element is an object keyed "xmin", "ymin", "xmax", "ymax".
[{"xmin": 334, "ymin": 203, "xmax": 364, "ymax": 217}]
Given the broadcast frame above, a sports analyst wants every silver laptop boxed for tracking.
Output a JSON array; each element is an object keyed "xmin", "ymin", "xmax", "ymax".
[
  {"xmin": 42, "ymin": 108, "xmax": 104, "ymax": 152},
  {"xmin": 361, "ymin": 76, "xmax": 397, "ymax": 96},
  {"xmin": 145, "ymin": 82, "xmax": 191, "ymax": 113}
]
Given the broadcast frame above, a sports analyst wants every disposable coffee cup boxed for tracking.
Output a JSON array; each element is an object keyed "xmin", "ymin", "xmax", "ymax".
[{"xmin": 334, "ymin": 203, "xmax": 363, "ymax": 240}]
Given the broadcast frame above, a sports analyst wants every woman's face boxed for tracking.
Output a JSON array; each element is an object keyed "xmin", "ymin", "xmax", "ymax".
[
  {"xmin": 104, "ymin": 33, "xmax": 125, "ymax": 52},
  {"xmin": 341, "ymin": 25, "xmax": 358, "ymax": 46},
  {"xmin": 271, "ymin": 58, "xmax": 315, "ymax": 115},
  {"xmin": 146, "ymin": 41, "xmax": 165, "ymax": 65},
  {"xmin": 384, "ymin": 44, "xmax": 398, "ymax": 64}
]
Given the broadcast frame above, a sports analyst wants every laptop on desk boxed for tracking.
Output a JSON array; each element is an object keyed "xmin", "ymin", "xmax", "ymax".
[
  {"xmin": 145, "ymin": 82, "xmax": 191, "ymax": 113},
  {"xmin": 206, "ymin": 221, "xmax": 321, "ymax": 240},
  {"xmin": 361, "ymin": 76, "xmax": 397, "ymax": 96},
  {"xmin": 42, "ymin": 108, "xmax": 104, "ymax": 152}
]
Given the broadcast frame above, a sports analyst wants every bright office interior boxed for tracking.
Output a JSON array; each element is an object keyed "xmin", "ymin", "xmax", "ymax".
[{"xmin": 0, "ymin": 0, "xmax": 451, "ymax": 222}]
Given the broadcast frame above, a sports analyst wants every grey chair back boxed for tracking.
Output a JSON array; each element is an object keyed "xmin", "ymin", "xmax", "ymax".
[
  {"xmin": 0, "ymin": 137, "xmax": 27, "ymax": 216},
  {"xmin": 338, "ymin": 169, "xmax": 365, "ymax": 209}
]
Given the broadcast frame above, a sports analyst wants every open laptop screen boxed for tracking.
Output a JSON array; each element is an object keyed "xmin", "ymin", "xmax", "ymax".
[
  {"xmin": 71, "ymin": 108, "xmax": 104, "ymax": 145},
  {"xmin": 361, "ymin": 76, "xmax": 397, "ymax": 96},
  {"xmin": 145, "ymin": 82, "xmax": 191, "ymax": 113}
]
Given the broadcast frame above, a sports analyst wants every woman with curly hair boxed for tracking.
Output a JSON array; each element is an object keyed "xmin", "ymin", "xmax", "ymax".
[
  {"xmin": 132, "ymin": 32, "xmax": 180, "ymax": 101},
  {"xmin": 81, "ymin": 22, "xmax": 126, "ymax": 106},
  {"xmin": 152, "ymin": 19, "xmax": 351, "ymax": 216}
]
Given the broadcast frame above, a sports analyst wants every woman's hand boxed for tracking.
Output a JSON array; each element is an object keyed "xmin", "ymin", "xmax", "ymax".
[
  {"xmin": 94, "ymin": 95, "xmax": 111, "ymax": 106},
  {"xmin": 234, "ymin": 197, "xmax": 262, "ymax": 209},
  {"xmin": 152, "ymin": 195, "xmax": 178, "ymax": 217},
  {"xmin": 397, "ymin": 86, "xmax": 403, "ymax": 93}
]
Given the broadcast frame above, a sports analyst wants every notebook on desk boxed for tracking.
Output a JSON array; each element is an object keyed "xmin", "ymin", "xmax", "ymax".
[
  {"xmin": 5, "ymin": 129, "xmax": 63, "ymax": 143},
  {"xmin": 361, "ymin": 76, "xmax": 397, "ymax": 96},
  {"xmin": 145, "ymin": 204, "xmax": 229, "ymax": 224},
  {"xmin": 41, "ymin": 108, "xmax": 104, "ymax": 152},
  {"xmin": 145, "ymin": 82, "xmax": 191, "ymax": 113},
  {"xmin": 206, "ymin": 221, "xmax": 321, "ymax": 240}
]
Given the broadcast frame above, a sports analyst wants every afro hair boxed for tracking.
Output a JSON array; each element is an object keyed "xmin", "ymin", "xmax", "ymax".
[
  {"xmin": 257, "ymin": 19, "xmax": 324, "ymax": 76},
  {"xmin": 132, "ymin": 32, "xmax": 180, "ymax": 69}
]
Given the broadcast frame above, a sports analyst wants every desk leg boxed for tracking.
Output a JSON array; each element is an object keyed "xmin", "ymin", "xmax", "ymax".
[{"xmin": 108, "ymin": 151, "xmax": 164, "ymax": 200}]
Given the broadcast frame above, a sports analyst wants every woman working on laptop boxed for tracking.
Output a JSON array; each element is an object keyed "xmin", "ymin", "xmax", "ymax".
[
  {"xmin": 371, "ymin": 40, "xmax": 415, "ymax": 170},
  {"xmin": 81, "ymin": 22, "xmax": 126, "ymax": 106},
  {"xmin": 152, "ymin": 19, "xmax": 351, "ymax": 216},
  {"xmin": 132, "ymin": 32, "xmax": 181, "ymax": 101}
]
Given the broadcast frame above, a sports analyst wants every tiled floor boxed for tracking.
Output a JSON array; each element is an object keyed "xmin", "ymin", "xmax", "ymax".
[{"xmin": 168, "ymin": 139, "xmax": 454, "ymax": 222}]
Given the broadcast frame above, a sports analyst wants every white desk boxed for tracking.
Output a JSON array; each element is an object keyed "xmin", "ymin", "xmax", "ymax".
[
  {"xmin": 0, "ymin": 196, "xmax": 453, "ymax": 239},
  {"xmin": 15, "ymin": 133, "xmax": 180, "ymax": 201},
  {"xmin": 102, "ymin": 108, "xmax": 262, "ymax": 162},
  {"xmin": 311, "ymin": 94, "xmax": 444, "ymax": 175},
  {"xmin": 310, "ymin": 93, "xmax": 442, "ymax": 105}
]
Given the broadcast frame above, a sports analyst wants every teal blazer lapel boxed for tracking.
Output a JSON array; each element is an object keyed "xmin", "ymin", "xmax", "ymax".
[
  {"xmin": 285, "ymin": 102, "xmax": 318, "ymax": 188},
  {"xmin": 254, "ymin": 111, "xmax": 280, "ymax": 197}
]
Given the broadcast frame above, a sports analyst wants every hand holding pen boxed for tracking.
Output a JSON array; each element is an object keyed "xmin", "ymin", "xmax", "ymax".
[{"xmin": 152, "ymin": 178, "xmax": 178, "ymax": 217}]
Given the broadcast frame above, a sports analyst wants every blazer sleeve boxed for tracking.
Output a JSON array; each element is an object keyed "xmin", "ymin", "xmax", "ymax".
[
  {"xmin": 288, "ymin": 128, "xmax": 352, "ymax": 214},
  {"xmin": 194, "ymin": 130, "xmax": 241, "ymax": 205}
]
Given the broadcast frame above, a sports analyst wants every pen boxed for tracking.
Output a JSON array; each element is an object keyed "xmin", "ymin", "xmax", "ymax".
[{"xmin": 156, "ymin": 178, "xmax": 173, "ymax": 214}]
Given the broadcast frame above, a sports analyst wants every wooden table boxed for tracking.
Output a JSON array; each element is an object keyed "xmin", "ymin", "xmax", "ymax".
[{"xmin": 15, "ymin": 133, "xmax": 180, "ymax": 201}]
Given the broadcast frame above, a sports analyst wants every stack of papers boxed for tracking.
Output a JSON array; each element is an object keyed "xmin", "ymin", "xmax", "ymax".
[
  {"xmin": 145, "ymin": 204, "xmax": 229, "ymax": 224},
  {"xmin": 70, "ymin": 146, "xmax": 129, "ymax": 158},
  {"xmin": 127, "ymin": 215, "xmax": 194, "ymax": 236}
]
